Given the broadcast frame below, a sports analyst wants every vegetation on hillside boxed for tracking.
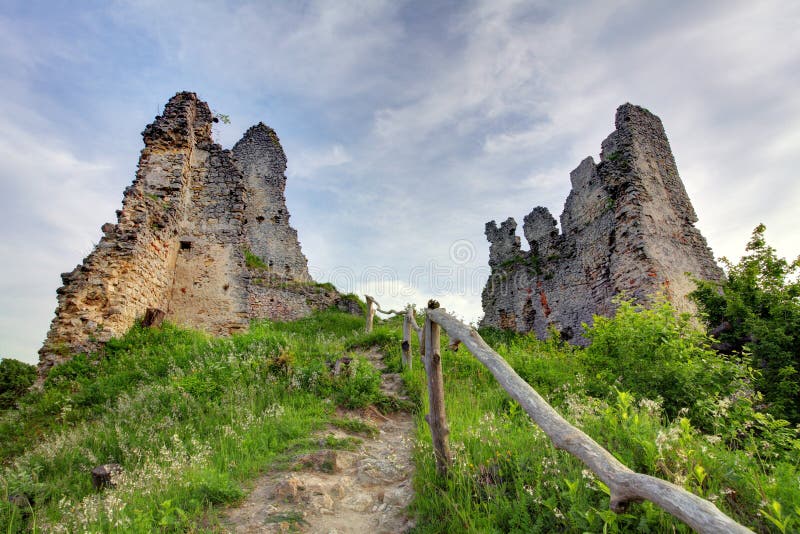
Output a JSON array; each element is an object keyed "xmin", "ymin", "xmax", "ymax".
[
  {"xmin": 1, "ymin": 226, "xmax": 798, "ymax": 532},
  {"xmin": 0, "ymin": 310, "xmax": 399, "ymax": 532},
  {"xmin": 692, "ymin": 224, "xmax": 800, "ymax": 423},
  {"xmin": 0, "ymin": 359, "xmax": 36, "ymax": 410},
  {"xmin": 406, "ymin": 303, "xmax": 799, "ymax": 533}
]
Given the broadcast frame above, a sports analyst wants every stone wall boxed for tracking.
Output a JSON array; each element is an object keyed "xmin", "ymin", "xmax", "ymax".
[
  {"xmin": 481, "ymin": 104, "xmax": 723, "ymax": 343},
  {"xmin": 39, "ymin": 92, "xmax": 351, "ymax": 377},
  {"xmin": 233, "ymin": 123, "xmax": 310, "ymax": 281}
]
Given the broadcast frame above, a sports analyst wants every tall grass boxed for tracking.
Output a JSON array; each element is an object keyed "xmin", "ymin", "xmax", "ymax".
[
  {"xmin": 402, "ymin": 306, "xmax": 800, "ymax": 533},
  {"xmin": 0, "ymin": 310, "xmax": 389, "ymax": 532}
]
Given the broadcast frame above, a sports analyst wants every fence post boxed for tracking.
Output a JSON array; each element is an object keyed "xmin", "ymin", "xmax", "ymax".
[
  {"xmin": 401, "ymin": 307, "xmax": 414, "ymax": 370},
  {"xmin": 424, "ymin": 300, "xmax": 451, "ymax": 476},
  {"xmin": 365, "ymin": 295, "xmax": 376, "ymax": 333}
]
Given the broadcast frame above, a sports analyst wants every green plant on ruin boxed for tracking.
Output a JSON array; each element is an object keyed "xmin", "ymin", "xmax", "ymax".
[
  {"xmin": 603, "ymin": 197, "xmax": 615, "ymax": 214},
  {"xmin": 339, "ymin": 292, "xmax": 367, "ymax": 314},
  {"xmin": 314, "ymin": 281, "xmax": 336, "ymax": 292},
  {"xmin": 144, "ymin": 192, "xmax": 170, "ymax": 209},
  {"xmin": 243, "ymin": 247, "xmax": 270, "ymax": 270},
  {"xmin": 268, "ymin": 129, "xmax": 281, "ymax": 148},
  {"xmin": 499, "ymin": 253, "xmax": 541, "ymax": 275}
]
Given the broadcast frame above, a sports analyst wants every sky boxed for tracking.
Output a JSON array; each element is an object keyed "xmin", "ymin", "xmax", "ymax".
[{"xmin": 1, "ymin": 0, "xmax": 798, "ymax": 364}]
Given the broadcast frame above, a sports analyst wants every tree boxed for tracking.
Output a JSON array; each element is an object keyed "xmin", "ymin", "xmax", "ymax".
[{"xmin": 691, "ymin": 224, "xmax": 800, "ymax": 422}]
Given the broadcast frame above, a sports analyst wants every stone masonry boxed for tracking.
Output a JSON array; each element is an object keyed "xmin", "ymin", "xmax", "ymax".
[
  {"xmin": 38, "ymin": 92, "xmax": 356, "ymax": 377},
  {"xmin": 481, "ymin": 104, "xmax": 723, "ymax": 343}
]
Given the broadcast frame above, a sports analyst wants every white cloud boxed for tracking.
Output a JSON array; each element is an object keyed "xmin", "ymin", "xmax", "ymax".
[
  {"xmin": 1, "ymin": 0, "xmax": 799, "ymax": 363},
  {"xmin": 288, "ymin": 144, "xmax": 352, "ymax": 184},
  {"xmin": 0, "ymin": 101, "xmax": 120, "ymax": 363}
]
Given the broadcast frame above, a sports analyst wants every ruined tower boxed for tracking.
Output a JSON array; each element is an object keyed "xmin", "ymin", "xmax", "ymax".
[
  {"xmin": 481, "ymin": 104, "xmax": 723, "ymax": 342},
  {"xmin": 38, "ymin": 92, "xmax": 353, "ymax": 376}
]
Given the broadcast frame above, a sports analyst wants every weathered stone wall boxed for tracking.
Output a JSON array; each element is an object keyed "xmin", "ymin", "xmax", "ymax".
[
  {"xmin": 165, "ymin": 140, "xmax": 250, "ymax": 335},
  {"xmin": 481, "ymin": 104, "xmax": 723, "ymax": 343},
  {"xmin": 233, "ymin": 124, "xmax": 310, "ymax": 282},
  {"xmin": 39, "ymin": 92, "xmax": 348, "ymax": 377}
]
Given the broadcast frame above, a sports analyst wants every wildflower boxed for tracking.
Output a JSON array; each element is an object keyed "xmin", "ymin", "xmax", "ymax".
[{"xmin": 638, "ymin": 397, "xmax": 662, "ymax": 416}]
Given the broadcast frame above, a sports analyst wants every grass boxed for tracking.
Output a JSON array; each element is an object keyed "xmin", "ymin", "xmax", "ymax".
[
  {"xmin": 2, "ymin": 304, "xmax": 798, "ymax": 532},
  {"xmin": 399, "ymin": 310, "xmax": 800, "ymax": 533},
  {"xmin": 330, "ymin": 417, "xmax": 379, "ymax": 438},
  {"xmin": 242, "ymin": 247, "xmax": 269, "ymax": 270},
  {"xmin": 0, "ymin": 309, "xmax": 387, "ymax": 532}
]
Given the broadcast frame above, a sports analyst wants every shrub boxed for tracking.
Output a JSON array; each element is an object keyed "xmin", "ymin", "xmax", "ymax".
[
  {"xmin": 333, "ymin": 356, "xmax": 382, "ymax": 408},
  {"xmin": 581, "ymin": 297, "xmax": 745, "ymax": 426},
  {"xmin": 0, "ymin": 358, "xmax": 36, "ymax": 409},
  {"xmin": 691, "ymin": 224, "xmax": 800, "ymax": 422}
]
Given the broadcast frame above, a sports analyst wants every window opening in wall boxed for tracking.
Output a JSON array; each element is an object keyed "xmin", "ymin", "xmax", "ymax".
[
  {"xmin": 180, "ymin": 240, "xmax": 192, "ymax": 250},
  {"xmin": 256, "ymin": 216, "xmax": 265, "ymax": 223}
]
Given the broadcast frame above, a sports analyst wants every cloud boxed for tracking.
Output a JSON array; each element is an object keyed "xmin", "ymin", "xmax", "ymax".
[
  {"xmin": 1, "ymin": 0, "xmax": 798, "ymax": 364},
  {"xmin": 0, "ymin": 88, "xmax": 120, "ymax": 362},
  {"xmin": 288, "ymin": 144, "xmax": 352, "ymax": 185},
  {"xmin": 112, "ymin": 0, "xmax": 406, "ymax": 101}
]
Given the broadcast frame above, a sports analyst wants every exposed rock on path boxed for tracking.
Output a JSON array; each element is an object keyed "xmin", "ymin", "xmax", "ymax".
[{"xmin": 223, "ymin": 350, "xmax": 415, "ymax": 533}]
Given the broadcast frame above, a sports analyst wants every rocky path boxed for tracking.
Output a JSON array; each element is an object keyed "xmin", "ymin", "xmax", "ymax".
[{"xmin": 222, "ymin": 350, "xmax": 416, "ymax": 533}]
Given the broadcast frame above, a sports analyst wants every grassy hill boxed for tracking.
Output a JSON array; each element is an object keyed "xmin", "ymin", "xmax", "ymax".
[{"xmin": 1, "ymin": 301, "xmax": 798, "ymax": 532}]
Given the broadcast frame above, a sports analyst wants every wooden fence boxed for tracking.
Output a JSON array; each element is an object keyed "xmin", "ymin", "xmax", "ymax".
[{"xmin": 364, "ymin": 297, "xmax": 753, "ymax": 534}]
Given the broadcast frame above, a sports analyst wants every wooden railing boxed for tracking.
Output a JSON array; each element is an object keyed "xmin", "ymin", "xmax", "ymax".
[
  {"xmin": 364, "ymin": 295, "xmax": 421, "ymax": 370},
  {"xmin": 367, "ymin": 297, "xmax": 753, "ymax": 534}
]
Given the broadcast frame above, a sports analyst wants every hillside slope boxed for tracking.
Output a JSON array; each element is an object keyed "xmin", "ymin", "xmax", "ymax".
[{"xmin": 2, "ymin": 303, "xmax": 799, "ymax": 532}]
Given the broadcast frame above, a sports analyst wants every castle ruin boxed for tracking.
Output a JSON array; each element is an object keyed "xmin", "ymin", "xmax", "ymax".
[
  {"xmin": 39, "ymin": 92, "xmax": 355, "ymax": 376},
  {"xmin": 481, "ymin": 104, "xmax": 723, "ymax": 342}
]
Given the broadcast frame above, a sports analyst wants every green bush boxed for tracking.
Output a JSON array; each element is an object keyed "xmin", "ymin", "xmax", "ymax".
[
  {"xmin": 43, "ymin": 353, "xmax": 97, "ymax": 386},
  {"xmin": 692, "ymin": 224, "xmax": 800, "ymax": 422},
  {"xmin": 581, "ymin": 297, "xmax": 744, "ymax": 427},
  {"xmin": 0, "ymin": 358, "xmax": 36, "ymax": 409},
  {"xmin": 333, "ymin": 356, "xmax": 382, "ymax": 408}
]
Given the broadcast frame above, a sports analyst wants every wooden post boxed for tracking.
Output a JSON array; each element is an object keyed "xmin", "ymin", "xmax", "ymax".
[
  {"xmin": 365, "ymin": 295, "xmax": 376, "ymax": 333},
  {"xmin": 401, "ymin": 312, "xmax": 412, "ymax": 369},
  {"xmin": 424, "ymin": 300, "xmax": 451, "ymax": 476}
]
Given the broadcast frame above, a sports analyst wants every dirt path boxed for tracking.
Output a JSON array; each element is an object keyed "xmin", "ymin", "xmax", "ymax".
[{"xmin": 222, "ymin": 350, "xmax": 416, "ymax": 533}]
